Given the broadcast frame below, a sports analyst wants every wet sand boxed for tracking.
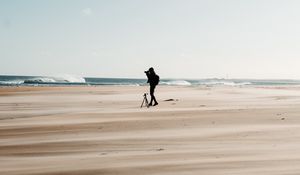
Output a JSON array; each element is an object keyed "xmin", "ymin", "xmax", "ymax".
[{"xmin": 1, "ymin": 85, "xmax": 300, "ymax": 175}]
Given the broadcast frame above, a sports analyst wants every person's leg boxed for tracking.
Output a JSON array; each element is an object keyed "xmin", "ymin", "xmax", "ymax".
[
  {"xmin": 150, "ymin": 85, "xmax": 159, "ymax": 106},
  {"xmin": 153, "ymin": 86, "xmax": 158, "ymax": 106},
  {"xmin": 149, "ymin": 85, "xmax": 155, "ymax": 105}
]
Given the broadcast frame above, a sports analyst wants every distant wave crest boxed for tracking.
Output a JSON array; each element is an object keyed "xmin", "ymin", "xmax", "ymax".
[
  {"xmin": 160, "ymin": 80, "xmax": 252, "ymax": 86},
  {"xmin": 55, "ymin": 75, "xmax": 86, "ymax": 83},
  {"xmin": 0, "ymin": 80, "xmax": 23, "ymax": 85},
  {"xmin": 23, "ymin": 75, "xmax": 86, "ymax": 84},
  {"xmin": 160, "ymin": 80, "xmax": 192, "ymax": 86},
  {"xmin": 199, "ymin": 81, "xmax": 252, "ymax": 86}
]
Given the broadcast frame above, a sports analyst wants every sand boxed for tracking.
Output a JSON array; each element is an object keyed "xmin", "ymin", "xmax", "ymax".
[{"xmin": 1, "ymin": 85, "xmax": 300, "ymax": 175}]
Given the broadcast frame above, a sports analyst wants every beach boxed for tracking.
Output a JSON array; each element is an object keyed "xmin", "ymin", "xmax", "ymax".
[{"xmin": 1, "ymin": 85, "xmax": 300, "ymax": 175}]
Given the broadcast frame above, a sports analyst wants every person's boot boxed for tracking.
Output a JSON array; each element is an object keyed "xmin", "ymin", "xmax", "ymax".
[
  {"xmin": 149, "ymin": 100, "xmax": 153, "ymax": 106},
  {"xmin": 153, "ymin": 99, "xmax": 158, "ymax": 106}
]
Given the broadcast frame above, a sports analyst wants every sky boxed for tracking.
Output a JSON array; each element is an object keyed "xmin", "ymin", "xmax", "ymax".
[{"xmin": 1, "ymin": 0, "xmax": 300, "ymax": 79}]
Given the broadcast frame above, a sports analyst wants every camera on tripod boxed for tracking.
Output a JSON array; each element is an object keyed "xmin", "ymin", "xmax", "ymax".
[{"xmin": 140, "ymin": 93, "xmax": 149, "ymax": 108}]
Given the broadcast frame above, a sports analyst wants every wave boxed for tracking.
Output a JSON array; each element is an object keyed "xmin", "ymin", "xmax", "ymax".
[
  {"xmin": 23, "ymin": 75, "xmax": 86, "ymax": 85},
  {"xmin": 160, "ymin": 80, "xmax": 251, "ymax": 86},
  {"xmin": 24, "ymin": 77, "xmax": 56, "ymax": 84},
  {"xmin": 160, "ymin": 80, "xmax": 192, "ymax": 86},
  {"xmin": 54, "ymin": 75, "xmax": 86, "ymax": 83},
  {"xmin": 198, "ymin": 81, "xmax": 252, "ymax": 86},
  {"xmin": 0, "ymin": 80, "xmax": 23, "ymax": 85}
]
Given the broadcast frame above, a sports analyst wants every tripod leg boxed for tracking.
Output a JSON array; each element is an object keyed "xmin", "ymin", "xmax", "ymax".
[
  {"xmin": 145, "ymin": 97, "xmax": 149, "ymax": 108},
  {"xmin": 140, "ymin": 98, "xmax": 145, "ymax": 108}
]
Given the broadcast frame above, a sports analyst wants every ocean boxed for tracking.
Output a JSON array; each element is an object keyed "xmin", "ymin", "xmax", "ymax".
[{"xmin": 1, "ymin": 75, "xmax": 300, "ymax": 87}]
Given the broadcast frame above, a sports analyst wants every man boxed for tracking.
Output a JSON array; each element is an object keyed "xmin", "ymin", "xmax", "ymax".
[{"xmin": 145, "ymin": 67, "xmax": 159, "ymax": 106}]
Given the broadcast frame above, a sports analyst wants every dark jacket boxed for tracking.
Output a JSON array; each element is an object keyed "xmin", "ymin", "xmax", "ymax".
[{"xmin": 146, "ymin": 72, "xmax": 159, "ymax": 87}]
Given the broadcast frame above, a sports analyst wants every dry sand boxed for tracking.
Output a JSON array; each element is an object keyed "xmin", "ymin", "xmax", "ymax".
[{"xmin": 1, "ymin": 85, "xmax": 300, "ymax": 175}]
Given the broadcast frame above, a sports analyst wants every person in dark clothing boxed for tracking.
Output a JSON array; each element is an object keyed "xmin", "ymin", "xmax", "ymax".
[{"xmin": 144, "ymin": 67, "xmax": 159, "ymax": 106}]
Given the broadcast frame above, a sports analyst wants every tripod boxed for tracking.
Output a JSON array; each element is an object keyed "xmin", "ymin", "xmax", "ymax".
[{"xmin": 140, "ymin": 93, "xmax": 149, "ymax": 108}]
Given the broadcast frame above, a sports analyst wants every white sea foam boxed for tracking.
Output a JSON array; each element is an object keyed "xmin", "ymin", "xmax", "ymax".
[
  {"xmin": 200, "ymin": 81, "xmax": 252, "ymax": 86},
  {"xmin": 161, "ymin": 80, "xmax": 192, "ymax": 86},
  {"xmin": 160, "ymin": 80, "xmax": 251, "ymax": 86},
  {"xmin": 0, "ymin": 80, "xmax": 23, "ymax": 85},
  {"xmin": 23, "ymin": 75, "xmax": 86, "ymax": 84},
  {"xmin": 23, "ymin": 77, "xmax": 57, "ymax": 84},
  {"xmin": 53, "ymin": 75, "xmax": 86, "ymax": 83}
]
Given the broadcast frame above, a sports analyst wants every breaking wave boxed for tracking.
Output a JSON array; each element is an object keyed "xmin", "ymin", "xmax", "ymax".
[
  {"xmin": 160, "ymin": 80, "xmax": 192, "ymax": 86},
  {"xmin": 0, "ymin": 80, "xmax": 23, "ymax": 85},
  {"xmin": 23, "ymin": 75, "xmax": 86, "ymax": 85},
  {"xmin": 0, "ymin": 75, "xmax": 86, "ymax": 86},
  {"xmin": 198, "ymin": 81, "xmax": 252, "ymax": 86}
]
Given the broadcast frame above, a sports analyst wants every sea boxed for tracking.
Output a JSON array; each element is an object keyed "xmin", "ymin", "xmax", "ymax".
[{"xmin": 1, "ymin": 75, "xmax": 300, "ymax": 87}]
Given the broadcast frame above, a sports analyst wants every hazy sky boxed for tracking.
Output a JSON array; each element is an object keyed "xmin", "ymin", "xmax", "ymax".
[{"xmin": 1, "ymin": 0, "xmax": 300, "ymax": 79}]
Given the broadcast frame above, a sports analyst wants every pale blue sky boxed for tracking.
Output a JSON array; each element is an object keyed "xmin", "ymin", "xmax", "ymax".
[{"xmin": 1, "ymin": 0, "xmax": 300, "ymax": 79}]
